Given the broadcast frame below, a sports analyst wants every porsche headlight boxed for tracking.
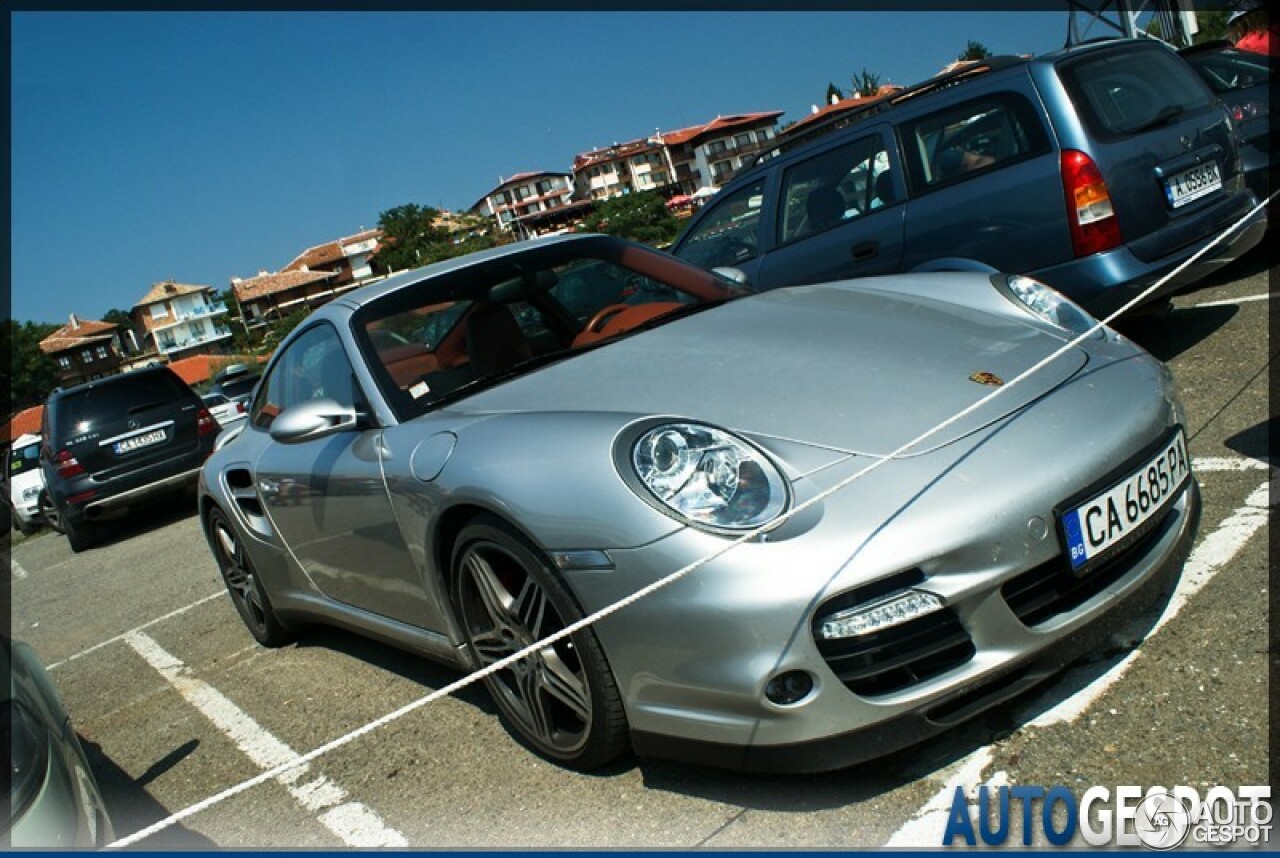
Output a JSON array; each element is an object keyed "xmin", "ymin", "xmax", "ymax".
[
  {"xmin": 997, "ymin": 274, "xmax": 1100, "ymax": 337},
  {"xmin": 631, "ymin": 423, "xmax": 788, "ymax": 530}
]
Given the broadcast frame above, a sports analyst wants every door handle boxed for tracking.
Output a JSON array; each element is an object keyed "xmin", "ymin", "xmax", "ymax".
[{"xmin": 851, "ymin": 241, "xmax": 880, "ymax": 262}]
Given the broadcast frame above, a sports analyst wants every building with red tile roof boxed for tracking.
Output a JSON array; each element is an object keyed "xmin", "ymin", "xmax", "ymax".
[
  {"xmin": 468, "ymin": 171, "xmax": 578, "ymax": 237},
  {"xmin": 133, "ymin": 280, "xmax": 233, "ymax": 361},
  {"xmin": 231, "ymin": 268, "xmax": 340, "ymax": 330},
  {"xmin": 654, "ymin": 111, "xmax": 784, "ymax": 193},
  {"xmin": 572, "ymin": 138, "xmax": 675, "ymax": 201},
  {"xmin": 281, "ymin": 228, "xmax": 382, "ymax": 289},
  {"xmin": 38, "ymin": 314, "xmax": 127, "ymax": 387}
]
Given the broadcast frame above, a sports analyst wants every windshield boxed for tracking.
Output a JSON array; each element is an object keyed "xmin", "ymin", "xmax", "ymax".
[
  {"xmin": 1182, "ymin": 47, "xmax": 1271, "ymax": 94},
  {"xmin": 7, "ymin": 442, "xmax": 41, "ymax": 478},
  {"xmin": 355, "ymin": 236, "xmax": 746, "ymax": 420}
]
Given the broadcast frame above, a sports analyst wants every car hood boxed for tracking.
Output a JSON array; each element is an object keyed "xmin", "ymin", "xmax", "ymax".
[{"xmin": 449, "ymin": 283, "xmax": 1088, "ymax": 457}]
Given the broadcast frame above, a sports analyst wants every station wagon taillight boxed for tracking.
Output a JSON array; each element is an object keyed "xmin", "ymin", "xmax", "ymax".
[
  {"xmin": 1062, "ymin": 150, "xmax": 1122, "ymax": 257},
  {"xmin": 54, "ymin": 449, "xmax": 84, "ymax": 479},
  {"xmin": 197, "ymin": 407, "xmax": 218, "ymax": 436}
]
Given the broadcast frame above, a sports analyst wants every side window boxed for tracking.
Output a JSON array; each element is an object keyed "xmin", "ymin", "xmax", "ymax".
[
  {"xmin": 778, "ymin": 134, "xmax": 892, "ymax": 245},
  {"xmin": 251, "ymin": 325, "xmax": 357, "ymax": 430},
  {"xmin": 904, "ymin": 94, "xmax": 1048, "ymax": 190},
  {"xmin": 673, "ymin": 179, "xmax": 766, "ymax": 270}
]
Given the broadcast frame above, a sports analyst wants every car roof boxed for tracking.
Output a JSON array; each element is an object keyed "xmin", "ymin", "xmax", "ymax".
[
  {"xmin": 11, "ymin": 432, "xmax": 40, "ymax": 448},
  {"xmin": 723, "ymin": 38, "xmax": 1171, "ymax": 186},
  {"xmin": 47, "ymin": 364, "xmax": 178, "ymax": 400}
]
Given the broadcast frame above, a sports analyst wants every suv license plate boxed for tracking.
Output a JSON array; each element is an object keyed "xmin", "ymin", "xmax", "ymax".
[
  {"xmin": 114, "ymin": 428, "xmax": 167, "ymax": 455},
  {"xmin": 1061, "ymin": 431, "xmax": 1191, "ymax": 573},
  {"xmin": 1164, "ymin": 162, "xmax": 1222, "ymax": 209}
]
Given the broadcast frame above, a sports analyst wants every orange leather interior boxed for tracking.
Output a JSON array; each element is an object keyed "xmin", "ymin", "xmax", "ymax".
[{"xmin": 572, "ymin": 302, "xmax": 683, "ymax": 348}]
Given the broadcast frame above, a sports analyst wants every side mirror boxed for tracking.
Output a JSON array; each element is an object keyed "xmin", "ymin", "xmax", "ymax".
[
  {"xmin": 269, "ymin": 398, "xmax": 361, "ymax": 444},
  {"xmin": 711, "ymin": 266, "xmax": 749, "ymax": 286}
]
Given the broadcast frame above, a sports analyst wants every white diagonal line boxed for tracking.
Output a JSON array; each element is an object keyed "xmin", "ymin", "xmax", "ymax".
[{"xmin": 123, "ymin": 631, "xmax": 406, "ymax": 848}]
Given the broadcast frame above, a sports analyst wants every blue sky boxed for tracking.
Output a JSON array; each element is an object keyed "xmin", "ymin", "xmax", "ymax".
[{"xmin": 11, "ymin": 10, "xmax": 1077, "ymax": 325}]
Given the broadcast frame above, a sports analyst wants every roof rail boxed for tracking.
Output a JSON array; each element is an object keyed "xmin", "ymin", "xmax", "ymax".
[{"xmin": 739, "ymin": 55, "xmax": 1029, "ymax": 175}]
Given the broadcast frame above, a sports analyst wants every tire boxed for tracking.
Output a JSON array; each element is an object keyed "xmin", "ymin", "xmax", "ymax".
[
  {"xmin": 63, "ymin": 515, "xmax": 98, "ymax": 553},
  {"xmin": 13, "ymin": 509, "xmax": 38, "ymax": 536},
  {"xmin": 452, "ymin": 515, "xmax": 629, "ymax": 770},
  {"xmin": 207, "ymin": 507, "xmax": 292, "ymax": 647},
  {"xmin": 39, "ymin": 491, "xmax": 64, "ymax": 534}
]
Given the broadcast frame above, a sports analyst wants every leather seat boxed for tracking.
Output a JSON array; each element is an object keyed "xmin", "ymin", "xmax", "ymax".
[{"xmin": 465, "ymin": 304, "xmax": 533, "ymax": 375}]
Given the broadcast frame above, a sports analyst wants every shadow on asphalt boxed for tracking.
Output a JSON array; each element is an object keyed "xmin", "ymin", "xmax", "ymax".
[
  {"xmin": 1224, "ymin": 416, "xmax": 1275, "ymax": 465},
  {"xmin": 288, "ymin": 625, "xmax": 497, "ymax": 716},
  {"xmin": 80, "ymin": 734, "xmax": 217, "ymax": 848},
  {"xmin": 81, "ymin": 491, "xmax": 201, "ymax": 551},
  {"xmin": 1112, "ymin": 303, "xmax": 1238, "ymax": 362},
  {"xmin": 1174, "ymin": 240, "xmax": 1275, "ymax": 295}
]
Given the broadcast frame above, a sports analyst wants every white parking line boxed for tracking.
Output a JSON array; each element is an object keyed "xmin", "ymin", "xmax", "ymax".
[
  {"xmin": 1193, "ymin": 456, "xmax": 1272, "ymax": 472},
  {"xmin": 11, "ymin": 559, "xmax": 30, "ymax": 580},
  {"xmin": 122, "ymin": 631, "xmax": 407, "ymax": 848},
  {"xmin": 885, "ymin": 474, "xmax": 1272, "ymax": 846},
  {"xmin": 46, "ymin": 591, "xmax": 228, "ymax": 671},
  {"xmin": 1193, "ymin": 292, "xmax": 1273, "ymax": 309}
]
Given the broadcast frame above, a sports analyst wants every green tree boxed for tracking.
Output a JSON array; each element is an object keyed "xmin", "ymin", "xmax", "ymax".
[
  {"xmin": 260, "ymin": 309, "xmax": 310, "ymax": 351},
  {"xmin": 825, "ymin": 82, "xmax": 845, "ymax": 105},
  {"xmin": 371, "ymin": 203, "xmax": 451, "ymax": 275},
  {"xmin": 3, "ymin": 320, "xmax": 60, "ymax": 411},
  {"xmin": 851, "ymin": 68, "xmax": 881, "ymax": 97},
  {"xmin": 958, "ymin": 40, "xmax": 992, "ymax": 61},
  {"xmin": 581, "ymin": 190, "xmax": 681, "ymax": 247}
]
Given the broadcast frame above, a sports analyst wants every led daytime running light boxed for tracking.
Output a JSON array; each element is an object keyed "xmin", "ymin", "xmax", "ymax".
[{"xmin": 818, "ymin": 589, "xmax": 944, "ymax": 639}]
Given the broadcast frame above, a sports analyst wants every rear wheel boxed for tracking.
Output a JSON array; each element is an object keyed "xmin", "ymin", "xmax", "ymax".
[
  {"xmin": 207, "ymin": 507, "xmax": 292, "ymax": 647},
  {"xmin": 63, "ymin": 515, "xmax": 98, "ymax": 553},
  {"xmin": 452, "ymin": 516, "xmax": 628, "ymax": 770},
  {"xmin": 38, "ymin": 491, "xmax": 64, "ymax": 534}
]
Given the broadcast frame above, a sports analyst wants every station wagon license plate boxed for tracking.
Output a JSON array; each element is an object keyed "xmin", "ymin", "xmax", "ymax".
[
  {"xmin": 114, "ymin": 428, "xmax": 167, "ymax": 455},
  {"xmin": 1164, "ymin": 161, "xmax": 1221, "ymax": 209},
  {"xmin": 1061, "ymin": 431, "xmax": 1191, "ymax": 574}
]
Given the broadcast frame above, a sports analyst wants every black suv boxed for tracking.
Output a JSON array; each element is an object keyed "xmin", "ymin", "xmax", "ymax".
[
  {"xmin": 39, "ymin": 366, "xmax": 219, "ymax": 551},
  {"xmin": 672, "ymin": 39, "xmax": 1266, "ymax": 317}
]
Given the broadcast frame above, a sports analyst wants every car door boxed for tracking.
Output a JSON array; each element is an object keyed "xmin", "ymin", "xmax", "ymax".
[
  {"xmin": 756, "ymin": 126, "xmax": 906, "ymax": 288},
  {"xmin": 250, "ymin": 322, "xmax": 432, "ymax": 628},
  {"xmin": 671, "ymin": 176, "xmax": 771, "ymax": 284}
]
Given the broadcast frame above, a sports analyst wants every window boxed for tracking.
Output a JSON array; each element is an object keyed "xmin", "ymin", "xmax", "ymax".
[
  {"xmin": 1060, "ymin": 45, "xmax": 1213, "ymax": 139},
  {"xmin": 160, "ymin": 333, "xmax": 177, "ymax": 350},
  {"xmin": 707, "ymin": 140, "xmax": 727, "ymax": 156},
  {"xmin": 734, "ymin": 133, "xmax": 752, "ymax": 150},
  {"xmin": 778, "ymin": 135, "xmax": 893, "ymax": 244},
  {"xmin": 251, "ymin": 324, "xmax": 358, "ymax": 431},
  {"xmin": 150, "ymin": 303, "xmax": 168, "ymax": 320},
  {"xmin": 190, "ymin": 320, "xmax": 205, "ymax": 336},
  {"xmin": 904, "ymin": 93, "xmax": 1049, "ymax": 190},
  {"xmin": 81, "ymin": 349, "xmax": 94, "ymax": 363},
  {"xmin": 672, "ymin": 178, "xmax": 767, "ymax": 270},
  {"xmin": 57, "ymin": 356, "xmax": 72, "ymax": 369},
  {"xmin": 96, "ymin": 345, "xmax": 109, "ymax": 359}
]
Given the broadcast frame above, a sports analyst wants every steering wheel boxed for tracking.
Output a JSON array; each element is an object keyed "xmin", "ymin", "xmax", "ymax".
[{"xmin": 585, "ymin": 303, "xmax": 631, "ymax": 334}]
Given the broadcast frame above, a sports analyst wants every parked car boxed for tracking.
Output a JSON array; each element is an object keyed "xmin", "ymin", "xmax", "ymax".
[
  {"xmin": 5, "ymin": 638, "xmax": 114, "ymax": 847},
  {"xmin": 40, "ymin": 366, "xmax": 219, "ymax": 552},
  {"xmin": 1179, "ymin": 40, "xmax": 1274, "ymax": 207},
  {"xmin": 212, "ymin": 370, "xmax": 261, "ymax": 412},
  {"xmin": 4, "ymin": 433, "xmax": 46, "ymax": 535},
  {"xmin": 201, "ymin": 391, "xmax": 249, "ymax": 429},
  {"xmin": 672, "ymin": 38, "xmax": 1266, "ymax": 317},
  {"xmin": 199, "ymin": 234, "xmax": 1198, "ymax": 772}
]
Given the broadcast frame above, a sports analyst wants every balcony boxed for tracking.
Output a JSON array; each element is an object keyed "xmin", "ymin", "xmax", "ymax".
[
  {"xmin": 150, "ymin": 302, "xmax": 229, "ymax": 333},
  {"xmin": 156, "ymin": 326, "xmax": 233, "ymax": 356}
]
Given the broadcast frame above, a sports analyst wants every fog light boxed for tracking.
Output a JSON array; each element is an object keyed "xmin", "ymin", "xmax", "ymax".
[
  {"xmin": 818, "ymin": 589, "xmax": 944, "ymax": 640},
  {"xmin": 765, "ymin": 670, "xmax": 814, "ymax": 705}
]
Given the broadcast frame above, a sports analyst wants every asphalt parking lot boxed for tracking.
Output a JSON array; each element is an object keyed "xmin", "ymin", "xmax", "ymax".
[{"xmin": 7, "ymin": 246, "xmax": 1274, "ymax": 848}]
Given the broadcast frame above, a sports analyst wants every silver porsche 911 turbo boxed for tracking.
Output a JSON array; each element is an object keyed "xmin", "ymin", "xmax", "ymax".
[{"xmin": 199, "ymin": 233, "xmax": 1198, "ymax": 772}]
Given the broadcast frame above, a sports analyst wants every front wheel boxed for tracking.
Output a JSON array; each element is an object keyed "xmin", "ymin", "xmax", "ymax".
[
  {"xmin": 207, "ymin": 507, "xmax": 292, "ymax": 647},
  {"xmin": 13, "ymin": 509, "xmax": 38, "ymax": 536},
  {"xmin": 452, "ymin": 516, "xmax": 629, "ymax": 770}
]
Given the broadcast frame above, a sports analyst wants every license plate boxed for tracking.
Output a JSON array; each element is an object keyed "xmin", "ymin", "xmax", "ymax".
[
  {"xmin": 1061, "ymin": 431, "xmax": 1191, "ymax": 573},
  {"xmin": 1164, "ymin": 161, "xmax": 1222, "ymax": 209},
  {"xmin": 114, "ymin": 428, "xmax": 167, "ymax": 455}
]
